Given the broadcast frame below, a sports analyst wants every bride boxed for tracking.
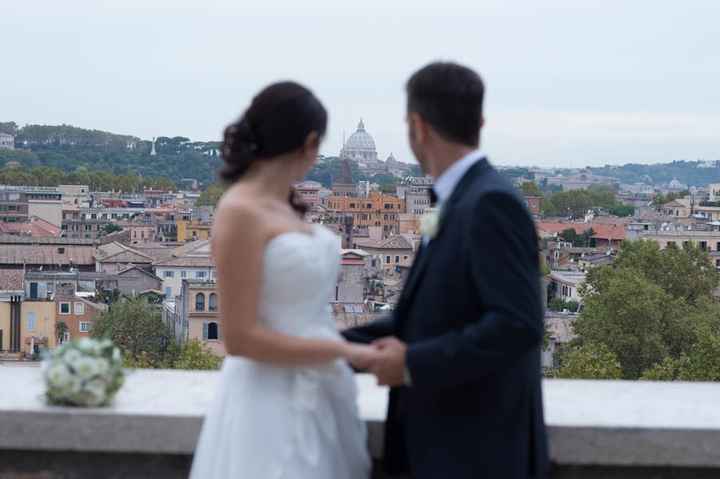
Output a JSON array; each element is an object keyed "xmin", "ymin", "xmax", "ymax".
[{"xmin": 190, "ymin": 82, "xmax": 375, "ymax": 479}]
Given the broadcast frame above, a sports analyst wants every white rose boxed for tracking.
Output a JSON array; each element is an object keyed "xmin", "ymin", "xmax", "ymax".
[
  {"xmin": 63, "ymin": 349, "xmax": 82, "ymax": 366},
  {"xmin": 77, "ymin": 337, "xmax": 95, "ymax": 354},
  {"xmin": 95, "ymin": 358, "xmax": 110, "ymax": 377},
  {"xmin": 47, "ymin": 363, "xmax": 72, "ymax": 389},
  {"xmin": 74, "ymin": 356, "xmax": 101, "ymax": 380},
  {"xmin": 84, "ymin": 379, "xmax": 107, "ymax": 407},
  {"xmin": 66, "ymin": 375, "xmax": 83, "ymax": 395}
]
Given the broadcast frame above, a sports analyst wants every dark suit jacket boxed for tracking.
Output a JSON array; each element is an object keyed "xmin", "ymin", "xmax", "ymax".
[{"xmin": 343, "ymin": 158, "xmax": 549, "ymax": 479}]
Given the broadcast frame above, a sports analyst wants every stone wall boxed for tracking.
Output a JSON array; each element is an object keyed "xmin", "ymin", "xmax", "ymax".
[{"xmin": 2, "ymin": 369, "xmax": 720, "ymax": 478}]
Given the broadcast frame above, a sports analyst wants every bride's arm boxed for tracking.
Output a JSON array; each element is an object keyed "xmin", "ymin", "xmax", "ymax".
[{"xmin": 212, "ymin": 203, "xmax": 374, "ymax": 366}]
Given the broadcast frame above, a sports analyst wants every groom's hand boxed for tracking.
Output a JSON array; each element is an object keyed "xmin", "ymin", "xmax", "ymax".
[{"xmin": 370, "ymin": 337, "xmax": 407, "ymax": 387}]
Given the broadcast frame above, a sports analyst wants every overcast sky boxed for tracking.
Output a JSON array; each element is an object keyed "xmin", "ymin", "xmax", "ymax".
[{"xmin": 2, "ymin": 0, "xmax": 719, "ymax": 168}]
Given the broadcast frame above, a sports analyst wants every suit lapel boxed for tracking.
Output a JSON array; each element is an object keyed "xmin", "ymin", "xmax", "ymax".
[{"xmin": 397, "ymin": 158, "xmax": 488, "ymax": 314}]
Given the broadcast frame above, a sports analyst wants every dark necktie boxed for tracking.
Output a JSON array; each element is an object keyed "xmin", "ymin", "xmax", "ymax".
[{"xmin": 429, "ymin": 188, "xmax": 438, "ymax": 207}]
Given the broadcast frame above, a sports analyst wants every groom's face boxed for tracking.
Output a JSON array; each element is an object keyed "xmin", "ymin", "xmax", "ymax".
[{"xmin": 407, "ymin": 112, "xmax": 430, "ymax": 175}]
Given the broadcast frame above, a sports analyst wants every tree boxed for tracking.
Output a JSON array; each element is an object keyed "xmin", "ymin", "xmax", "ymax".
[
  {"xmin": 608, "ymin": 204, "xmax": 635, "ymax": 217},
  {"xmin": 541, "ymin": 187, "xmax": 630, "ymax": 218},
  {"xmin": 555, "ymin": 342, "xmax": 623, "ymax": 380},
  {"xmin": 102, "ymin": 223, "xmax": 123, "ymax": 236},
  {"xmin": 196, "ymin": 184, "xmax": 226, "ymax": 207},
  {"xmin": 575, "ymin": 268, "xmax": 685, "ymax": 378},
  {"xmin": 559, "ymin": 228, "xmax": 595, "ymax": 247},
  {"xmin": 172, "ymin": 340, "xmax": 221, "ymax": 370},
  {"xmin": 566, "ymin": 240, "xmax": 720, "ymax": 380},
  {"xmin": 610, "ymin": 240, "xmax": 719, "ymax": 304},
  {"xmin": 55, "ymin": 321, "xmax": 69, "ymax": 344},
  {"xmin": 91, "ymin": 297, "xmax": 174, "ymax": 368},
  {"xmin": 548, "ymin": 298, "xmax": 580, "ymax": 313},
  {"xmin": 520, "ymin": 181, "xmax": 543, "ymax": 197},
  {"xmin": 369, "ymin": 173, "xmax": 398, "ymax": 193}
]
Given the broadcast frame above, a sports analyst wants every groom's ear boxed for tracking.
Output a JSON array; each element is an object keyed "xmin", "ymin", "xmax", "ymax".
[{"xmin": 408, "ymin": 112, "xmax": 427, "ymax": 144}]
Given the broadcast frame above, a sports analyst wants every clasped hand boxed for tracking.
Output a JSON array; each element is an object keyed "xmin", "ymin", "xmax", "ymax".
[{"xmin": 345, "ymin": 337, "xmax": 407, "ymax": 387}]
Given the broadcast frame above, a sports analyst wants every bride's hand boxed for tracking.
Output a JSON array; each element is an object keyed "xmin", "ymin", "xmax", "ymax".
[{"xmin": 343, "ymin": 343, "xmax": 380, "ymax": 370}]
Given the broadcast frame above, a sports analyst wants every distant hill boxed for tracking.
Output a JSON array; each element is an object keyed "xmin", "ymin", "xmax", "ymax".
[
  {"xmin": 0, "ymin": 122, "xmax": 223, "ymax": 185},
  {"xmin": 589, "ymin": 161, "xmax": 720, "ymax": 187}
]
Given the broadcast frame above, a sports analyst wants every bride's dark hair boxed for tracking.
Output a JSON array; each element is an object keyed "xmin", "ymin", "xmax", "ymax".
[{"xmin": 220, "ymin": 81, "xmax": 328, "ymax": 215}]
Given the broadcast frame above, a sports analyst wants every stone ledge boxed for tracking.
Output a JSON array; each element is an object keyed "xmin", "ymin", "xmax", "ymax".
[{"xmin": 2, "ymin": 368, "xmax": 720, "ymax": 469}]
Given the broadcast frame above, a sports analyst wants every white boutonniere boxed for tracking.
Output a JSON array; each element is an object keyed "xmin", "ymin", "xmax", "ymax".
[{"xmin": 419, "ymin": 207, "xmax": 442, "ymax": 241}]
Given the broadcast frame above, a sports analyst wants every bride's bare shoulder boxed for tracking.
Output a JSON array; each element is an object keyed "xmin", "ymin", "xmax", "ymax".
[{"xmin": 213, "ymin": 187, "xmax": 266, "ymax": 238}]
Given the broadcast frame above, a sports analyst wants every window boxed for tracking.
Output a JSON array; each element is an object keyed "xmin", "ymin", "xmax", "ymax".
[
  {"xmin": 57, "ymin": 248, "xmax": 65, "ymax": 254},
  {"xmin": 27, "ymin": 312, "xmax": 36, "ymax": 331},
  {"xmin": 181, "ymin": 271, "xmax": 187, "ymax": 279},
  {"xmin": 164, "ymin": 287, "xmax": 172, "ymax": 298},
  {"xmin": 667, "ymin": 241, "xmax": 676, "ymax": 248},
  {"xmin": 79, "ymin": 322, "xmax": 91, "ymax": 333},
  {"xmin": 196, "ymin": 271, "xmax": 207, "ymax": 279},
  {"xmin": 700, "ymin": 241, "xmax": 708, "ymax": 251},
  {"xmin": 386, "ymin": 256, "xmax": 391, "ymax": 264},
  {"xmin": 74, "ymin": 302, "xmax": 85, "ymax": 315},
  {"xmin": 209, "ymin": 293, "xmax": 218, "ymax": 312},
  {"xmin": 395, "ymin": 256, "xmax": 400, "ymax": 263},
  {"xmin": 164, "ymin": 271, "xmax": 174, "ymax": 278},
  {"xmin": 59, "ymin": 302, "xmax": 71, "ymax": 315},
  {"xmin": 196, "ymin": 293, "xmax": 206, "ymax": 311},
  {"xmin": 205, "ymin": 321, "xmax": 219, "ymax": 340}
]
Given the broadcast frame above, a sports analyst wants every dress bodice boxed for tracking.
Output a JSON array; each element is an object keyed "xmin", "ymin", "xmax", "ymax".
[{"xmin": 259, "ymin": 225, "xmax": 340, "ymax": 338}]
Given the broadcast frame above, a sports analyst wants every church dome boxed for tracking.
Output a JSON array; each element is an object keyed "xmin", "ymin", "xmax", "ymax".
[{"xmin": 341, "ymin": 119, "xmax": 377, "ymax": 162}]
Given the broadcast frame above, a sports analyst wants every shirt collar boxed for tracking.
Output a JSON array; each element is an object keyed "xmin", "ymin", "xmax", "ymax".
[{"xmin": 433, "ymin": 149, "xmax": 484, "ymax": 205}]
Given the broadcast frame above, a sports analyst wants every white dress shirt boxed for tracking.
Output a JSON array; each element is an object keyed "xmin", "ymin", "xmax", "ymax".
[
  {"xmin": 421, "ymin": 149, "xmax": 485, "ymax": 246},
  {"xmin": 433, "ymin": 149, "xmax": 485, "ymax": 207}
]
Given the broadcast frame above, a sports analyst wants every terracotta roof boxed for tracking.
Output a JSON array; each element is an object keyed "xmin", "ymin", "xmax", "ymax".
[
  {"xmin": 132, "ymin": 243, "xmax": 178, "ymax": 261},
  {"xmin": 354, "ymin": 235, "xmax": 413, "ymax": 250},
  {"xmin": 0, "ymin": 235, "xmax": 94, "ymax": 245},
  {"xmin": 117, "ymin": 264, "xmax": 162, "ymax": 281},
  {"xmin": 0, "ymin": 270, "xmax": 24, "ymax": 291},
  {"xmin": 0, "ymin": 244, "xmax": 95, "ymax": 266},
  {"xmin": 100, "ymin": 249, "xmax": 153, "ymax": 264},
  {"xmin": 536, "ymin": 222, "xmax": 626, "ymax": 241},
  {"xmin": 153, "ymin": 240, "xmax": 213, "ymax": 268},
  {"xmin": 0, "ymin": 217, "xmax": 62, "ymax": 237}
]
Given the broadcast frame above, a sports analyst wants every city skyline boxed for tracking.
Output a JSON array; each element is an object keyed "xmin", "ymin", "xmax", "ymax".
[{"xmin": 1, "ymin": 1, "xmax": 719, "ymax": 168}]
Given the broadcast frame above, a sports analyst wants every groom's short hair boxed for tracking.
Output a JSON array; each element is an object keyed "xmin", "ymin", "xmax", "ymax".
[{"xmin": 406, "ymin": 62, "xmax": 485, "ymax": 147}]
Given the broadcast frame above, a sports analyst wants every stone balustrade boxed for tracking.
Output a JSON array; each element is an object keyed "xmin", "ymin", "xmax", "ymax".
[{"xmin": 1, "ymin": 367, "xmax": 719, "ymax": 478}]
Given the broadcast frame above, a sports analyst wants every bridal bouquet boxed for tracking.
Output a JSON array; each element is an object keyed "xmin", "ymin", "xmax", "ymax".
[{"xmin": 43, "ymin": 338, "xmax": 125, "ymax": 407}]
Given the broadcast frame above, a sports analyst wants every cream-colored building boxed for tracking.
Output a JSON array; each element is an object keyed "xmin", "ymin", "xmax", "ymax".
[
  {"xmin": 28, "ymin": 198, "xmax": 63, "ymax": 227},
  {"xmin": 179, "ymin": 280, "xmax": 224, "ymax": 357},
  {"xmin": 58, "ymin": 185, "xmax": 91, "ymax": 209},
  {"xmin": 549, "ymin": 271, "xmax": 587, "ymax": 303},
  {"xmin": 19, "ymin": 301, "xmax": 57, "ymax": 356},
  {"xmin": 153, "ymin": 241, "xmax": 215, "ymax": 299},
  {"xmin": 662, "ymin": 199, "xmax": 692, "ymax": 218},
  {"xmin": 637, "ymin": 229, "xmax": 720, "ymax": 270},
  {"xmin": 0, "ymin": 302, "xmax": 11, "ymax": 351}
]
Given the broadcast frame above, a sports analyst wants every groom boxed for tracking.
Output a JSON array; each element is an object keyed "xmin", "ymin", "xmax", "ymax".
[{"xmin": 343, "ymin": 62, "xmax": 549, "ymax": 479}]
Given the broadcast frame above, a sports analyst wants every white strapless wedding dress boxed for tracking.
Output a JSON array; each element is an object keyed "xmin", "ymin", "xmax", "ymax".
[{"xmin": 190, "ymin": 225, "xmax": 370, "ymax": 479}]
